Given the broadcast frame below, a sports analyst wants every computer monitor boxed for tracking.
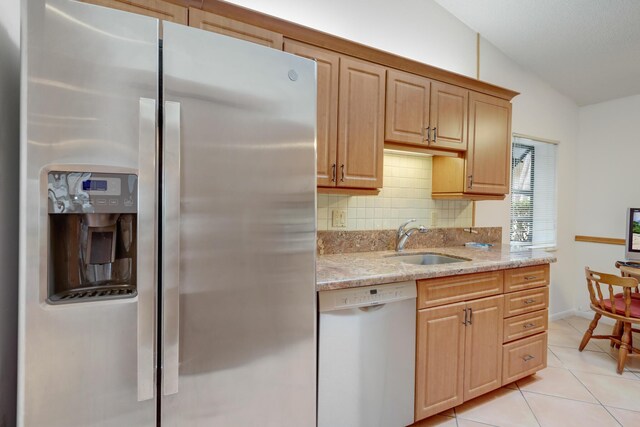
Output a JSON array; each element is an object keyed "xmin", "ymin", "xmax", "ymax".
[{"xmin": 625, "ymin": 208, "xmax": 640, "ymax": 261}]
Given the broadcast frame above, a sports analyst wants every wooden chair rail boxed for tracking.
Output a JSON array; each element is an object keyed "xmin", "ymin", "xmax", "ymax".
[{"xmin": 575, "ymin": 235, "xmax": 625, "ymax": 245}]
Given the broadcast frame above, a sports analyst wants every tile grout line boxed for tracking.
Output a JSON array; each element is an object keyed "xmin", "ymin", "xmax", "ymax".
[
  {"xmin": 548, "ymin": 329, "xmax": 640, "ymax": 379},
  {"xmin": 567, "ymin": 368, "xmax": 624, "ymax": 427},
  {"xmin": 517, "ymin": 387, "xmax": 542, "ymax": 427},
  {"xmin": 575, "ymin": 329, "xmax": 640, "ymax": 376},
  {"xmin": 556, "ymin": 318, "xmax": 609, "ymax": 353},
  {"xmin": 517, "ymin": 386, "xmax": 601, "ymax": 406},
  {"xmin": 546, "ymin": 345, "xmax": 567, "ymax": 369},
  {"xmin": 602, "ymin": 407, "xmax": 625, "ymax": 427}
]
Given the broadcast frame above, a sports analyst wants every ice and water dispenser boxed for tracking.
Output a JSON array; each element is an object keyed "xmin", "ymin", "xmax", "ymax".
[{"xmin": 47, "ymin": 171, "xmax": 138, "ymax": 304}]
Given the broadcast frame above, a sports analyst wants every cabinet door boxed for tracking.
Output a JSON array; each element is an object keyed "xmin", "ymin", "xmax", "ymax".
[
  {"xmin": 81, "ymin": 0, "xmax": 187, "ymax": 23},
  {"xmin": 466, "ymin": 92, "xmax": 512, "ymax": 195},
  {"xmin": 415, "ymin": 302, "xmax": 466, "ymax": 421},
  {"xmin": 337, "ymin": 57, "xmax": 385, "ymax": 189},
  {"xmin": 189, "ymin": 8, "xmax": 283, "ymax": 49},
  {"xmin": 284, "ymin": 40, "xmax": 339, "ymax": 187},
  {"xmin": 385, "ymin": 69, "xmax": 431, "ymax": 145},
  {"xmin": 430, "ymin": 81, "xmax": 468, "ymax": 151},
  {"xmin": 464, "ymin": 295, "xmax": 504, "ymax": 401}
]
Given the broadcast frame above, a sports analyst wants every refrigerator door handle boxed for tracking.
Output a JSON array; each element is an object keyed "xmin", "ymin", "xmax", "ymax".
[
  {"xmin": 137, "ymin": 98, "xmax": 158, "ymax": 402},
  {"xmin": 162, "ymin": 101, "xmax": 181, "ymax": 396}
]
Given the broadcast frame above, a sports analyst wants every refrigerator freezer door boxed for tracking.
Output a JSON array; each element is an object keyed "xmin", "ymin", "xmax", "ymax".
[
  {"xmin": 19, "ymin": 1, "xmax": 158, "ymax": 426},
  {"xmin": 161, "ymin": 22, "xmax": 317, "ymax": 427}
]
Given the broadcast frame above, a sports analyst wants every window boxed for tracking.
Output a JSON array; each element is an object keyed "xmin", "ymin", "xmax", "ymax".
[{"xmin": 510, "ymin": 135, "xmax": 557, "ymax": 248}]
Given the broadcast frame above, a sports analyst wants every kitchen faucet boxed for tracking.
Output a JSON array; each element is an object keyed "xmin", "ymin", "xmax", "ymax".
[{"xmin": 396, "ymin": 219, "xmax": 427, "ymax": 252}]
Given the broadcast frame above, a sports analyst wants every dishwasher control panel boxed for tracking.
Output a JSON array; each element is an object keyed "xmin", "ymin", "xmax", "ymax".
[{"xmin": 318, "ymin": 281, "xmax": 417, "ymax": 312}]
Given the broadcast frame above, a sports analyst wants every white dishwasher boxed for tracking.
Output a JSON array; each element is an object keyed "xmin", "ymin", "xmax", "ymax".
[{"xmin": 318, "ymin": 281, "xmax": 417, "ymax": 427}]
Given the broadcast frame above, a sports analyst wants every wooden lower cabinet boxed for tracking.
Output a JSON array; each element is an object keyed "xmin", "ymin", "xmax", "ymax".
[
  {"xmin": 415, "ymin": 302, "xmax": 466, "ymax": 420},
  {"xmin": 502, "ymin": 332, "xmax": 548, "ymax": 384},
  {"xmin": 414, "ymin": 265, "xmax": 550, "ymax": 423},
  {"xmin": 503, "ymin": 309, "xmax": 548, "ymax": 343},
  {"xmin": 415, "ymin": 295, "xmax": 503, "ymax": 420},
  {"xmin": 464, "ymin": 296, "xmax": 504, "ymax": 401}
]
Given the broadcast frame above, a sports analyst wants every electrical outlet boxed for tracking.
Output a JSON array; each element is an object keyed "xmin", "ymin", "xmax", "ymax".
[
  {"xmin": 430, "ymin": 211, "xmax": 437, "ymax": 227},
  {"xmin": 331, "ymin": 209, "xmax": 347, "ymax": 227}
]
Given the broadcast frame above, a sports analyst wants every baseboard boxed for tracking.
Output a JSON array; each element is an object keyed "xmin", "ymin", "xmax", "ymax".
[
  {"xmin": 549, "ymin": 309, "xmax": 618, "ymax": 325},
  {"xmin": 572, "ymin": 309, "xmax": 616, "ymax": 326},
  {"xmin": 549, "ymin": 309, "xmax": 575, "ymax": 321}
]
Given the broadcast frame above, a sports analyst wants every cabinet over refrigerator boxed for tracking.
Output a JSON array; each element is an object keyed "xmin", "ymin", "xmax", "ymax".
[{"xmin": 19, "ymin": 1, "xmax": 317, "ymax": 426}]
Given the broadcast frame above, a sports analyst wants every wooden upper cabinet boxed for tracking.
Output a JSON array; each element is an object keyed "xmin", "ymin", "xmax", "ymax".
[
  {"xmin": 430, "ymin": 81, "xmax": 468, "ymax": 151},
  {"xmin": 81, "ymin": 0, "xmax": 187, "ymax": 23},
  {"xmin": 189, "ymin": 8, "xmax": 283, "ymax": 49},
  {"xmin": 284, "ymin": 40, "xmax": 339, "ymax": 187},
  {"xmin": 385, "ymin": 69, "xmax": 431, "ymax": 145},
  {"xmin": 432, "ymin": 90, "xmax": 512, "ymax": 200},
  {"xmin": 464, "ymin": 295, "xmax": 504, "ymax": 401},
  {"xmin": 466, "ymin": 91, "xmax": 512, "ymax": 195},
  {"xmin": 338, "ymin": 57, "xmax": 385, "ymax": 189}
]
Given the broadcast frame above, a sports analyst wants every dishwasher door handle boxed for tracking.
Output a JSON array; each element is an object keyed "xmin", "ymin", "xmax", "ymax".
[{"xmin": 358, "ymin": 304, "xmax": 386, "ymax": 312}]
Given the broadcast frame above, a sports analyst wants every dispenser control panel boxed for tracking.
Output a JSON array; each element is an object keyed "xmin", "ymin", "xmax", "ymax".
[{"xmin": 48, "ymin": 171, "xmax": 138, "ymax": 214}]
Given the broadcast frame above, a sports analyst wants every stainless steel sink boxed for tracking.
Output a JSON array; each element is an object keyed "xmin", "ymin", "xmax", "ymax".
[{"xmin": 386, "ymin": 253, "xmax": 470, "ymax": 265}]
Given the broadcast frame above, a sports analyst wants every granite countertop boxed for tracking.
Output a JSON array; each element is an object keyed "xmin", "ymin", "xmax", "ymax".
[{"xmin": 316, "ymin": 245, "xmax": 557, "ymax": 291}]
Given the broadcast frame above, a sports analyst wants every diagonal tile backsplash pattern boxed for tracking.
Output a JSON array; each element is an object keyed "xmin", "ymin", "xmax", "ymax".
[{"xmin": 317, "ymin": 153, "xmax": 473, "ymax": 231}]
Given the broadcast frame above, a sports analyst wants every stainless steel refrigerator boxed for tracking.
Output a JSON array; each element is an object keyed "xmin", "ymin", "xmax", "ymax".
[{"xmin": 19, "ymin": 1, "xmax": 317, "ymax": 426}]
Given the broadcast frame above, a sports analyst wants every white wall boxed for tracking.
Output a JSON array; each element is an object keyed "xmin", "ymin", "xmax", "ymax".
[
  {"xmin": 225, "ymin": 0, "xmax": 478, "ymax": 78},
  {"xmin": 574, "ymin": 94, "xmax": 640, "ymax": 312},
  {"xmin": 476, "ymin": 38, "xmax": 579, "ymax": 317},
  {"xmin": 226, "ymin": 0, "xmax": 580, "ymax": 316},
  {"xmin": 0, "ymin": 0, "xmax": 20, "ymax": 425}
]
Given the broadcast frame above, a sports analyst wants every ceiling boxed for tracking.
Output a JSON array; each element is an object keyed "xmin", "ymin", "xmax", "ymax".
[{"xmin": 434, "ymin": 0, "xmax": 640, "ymax": 106}]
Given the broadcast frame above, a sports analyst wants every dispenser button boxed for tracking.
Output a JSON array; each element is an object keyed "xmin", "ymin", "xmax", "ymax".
[
  {"xmin": 109, "ymin": 199, "xmax": 118, "ymax": 206},
  {"xmin": 96, "ymin": 199, "xmax": 107, "ymax": 205}
]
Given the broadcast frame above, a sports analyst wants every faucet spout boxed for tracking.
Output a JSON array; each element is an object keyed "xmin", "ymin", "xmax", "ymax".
[{"xmin": 396, "ymin": 220, "xmax": 427, "ymax": 251}]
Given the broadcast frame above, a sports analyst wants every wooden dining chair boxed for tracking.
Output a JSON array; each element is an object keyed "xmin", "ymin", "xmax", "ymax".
[
  {"xmin": 579, "ymin": 267, "xmax": 640, "ymax": 374},
  {"xmin": 610, "ymin": 262, "xmax": 640, "ymax": 349}
]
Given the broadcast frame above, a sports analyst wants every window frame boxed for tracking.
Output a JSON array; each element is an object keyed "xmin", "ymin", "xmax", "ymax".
[{"xmin": 510, "ymin": 142, "xmax": 535, "ymax": 245}]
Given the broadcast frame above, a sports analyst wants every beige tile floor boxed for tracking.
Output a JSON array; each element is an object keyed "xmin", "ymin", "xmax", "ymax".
[{"xmin": 414, "ymin": 316, "xmax": 640, "ymax": 427}]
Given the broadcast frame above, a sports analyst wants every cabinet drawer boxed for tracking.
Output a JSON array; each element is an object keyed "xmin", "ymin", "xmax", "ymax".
[
  {"xmin": 504, "ymin": 264, "xmax": 550, "ymax": 293},
  {"xmin": 503, "ymin": 287, "xmax": 548, "ymax": 318},
  {"xmin": 503, "ymin": 309, "xmax": 548, "ymax": 343},
  {"xmin": 417, "ymin": 271, "xmax": 503, "ymax": 309},
  {"xmin": 502, "ymin": 332, "xmax": 547, "ymax": 385}
]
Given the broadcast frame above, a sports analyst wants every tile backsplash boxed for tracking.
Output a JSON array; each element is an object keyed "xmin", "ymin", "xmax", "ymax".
[{"xmin": 317, "ymin": 152, "xmax": 473, "ymax": 231}]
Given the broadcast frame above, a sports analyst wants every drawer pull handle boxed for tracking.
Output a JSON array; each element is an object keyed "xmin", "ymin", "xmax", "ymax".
[
  {"xmin": 522, "ymin": 354, "xmax": 535, "ymax": 362},
  {"xmin": 523, "ymin": 298, "xmax": 536, "ymax": 305},
  {"xmin": 523, "ymin": 322, "xmax": 536, "ymax": 329},
  {"xmin": 524, "ymin": 276, "xmax": 538, "ymax": 280}
]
